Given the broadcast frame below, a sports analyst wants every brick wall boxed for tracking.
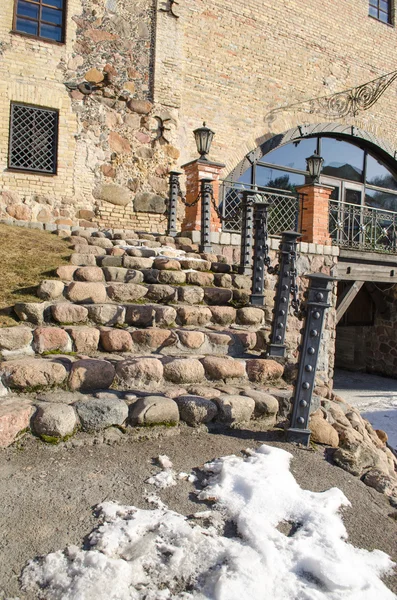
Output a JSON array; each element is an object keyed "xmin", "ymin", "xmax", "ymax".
[{"xmin": 161, "ymin": 0, "xmax": 397, "ymax": 176}]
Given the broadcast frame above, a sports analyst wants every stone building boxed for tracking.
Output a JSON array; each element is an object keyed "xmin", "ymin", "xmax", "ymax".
[{"xmin": 2, "ymin": 0, "xmax": 397, "ymax": 379}]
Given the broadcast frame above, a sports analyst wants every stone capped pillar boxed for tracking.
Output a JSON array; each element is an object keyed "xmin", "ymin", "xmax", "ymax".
[
  {"xmin": 296, "ymin": 183, "xmax": 334, "ymax": 245},
  {"xmin": 181, "ymin": 159, "xmax": 225, "ymax": 232}
]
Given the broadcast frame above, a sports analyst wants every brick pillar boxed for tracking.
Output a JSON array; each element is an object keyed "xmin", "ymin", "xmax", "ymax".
[
  {"xmin": 296, "ymin": 183, "xmax": 334, "ymax": 245},
  {"xmin": 181, "ymin": 159, "xmax": 225, "ymax": 232}
]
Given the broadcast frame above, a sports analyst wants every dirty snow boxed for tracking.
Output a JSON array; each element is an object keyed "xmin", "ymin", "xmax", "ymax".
[
  {"xmin": 158, "ymin": 455, "xmax": 173, "ymax": 470},
  {"xmin": 146, "ymin": 455, "xmax": 177, "ymax": 488},
  {"xmin": 22, "ymin": 445, "xmax": 396, "ymax": 600},
  {"xmin": 334, "ymin": 370, "xmax": 397, "ymax": 450}
]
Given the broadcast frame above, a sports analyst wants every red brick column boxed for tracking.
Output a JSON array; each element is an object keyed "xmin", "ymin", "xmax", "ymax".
[
  {"xmin": 181, "ymin": 159, "xmax": 225, "ymax": 232},
  {"xmin": 296, "ymin": 184, "xmax": 334, "ymax": 245}
]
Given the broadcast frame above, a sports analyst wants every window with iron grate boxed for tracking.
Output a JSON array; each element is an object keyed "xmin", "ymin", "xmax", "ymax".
[
  {"xmin": 369, "ymin": 0, "xmax": 392, "ymax": 24},
  {"xmin": 8, "ymin": 103, "xmax": 59, "ymax": 174},
  {"xmin": 13, "ymin": 0, "xmax": 66, "ymax": 43}
]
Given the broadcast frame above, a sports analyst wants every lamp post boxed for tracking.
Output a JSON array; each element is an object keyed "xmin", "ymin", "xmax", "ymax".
[
  {"xmin": 305, "ymin": 152, "xmax": 324, "ymax": 184},
  {"xmin": 193, "ymin": 122, "xmax": 215, "ymax": 160}
]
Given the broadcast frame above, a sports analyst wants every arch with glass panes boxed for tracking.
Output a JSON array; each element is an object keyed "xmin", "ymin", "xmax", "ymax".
[{"xmin": 231, "ymin": 124, "xmax": 397, "ymax": 214}]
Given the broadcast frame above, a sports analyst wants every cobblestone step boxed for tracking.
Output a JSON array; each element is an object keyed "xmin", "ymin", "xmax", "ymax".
[
  {"xmin": 55, "ymin": 264, "xmax": 251, "ymax": 291},
  {"xmin": 0, "ymin": 379, "xmax": 286, "ymax": 447},
  {"xmin": 0, "ymin": 324, "xmax": 268, "ymax": 359},
  {"xmin": 14, "ymin": 301, "xmax": 267, "ymax": 329},
  {"xmin": 36, "ymin": 280, "xmax": 253, "ymax": 308},
  {"xmin": 0, "ymin": 354, "xmax": 284, "ymax": 396}
]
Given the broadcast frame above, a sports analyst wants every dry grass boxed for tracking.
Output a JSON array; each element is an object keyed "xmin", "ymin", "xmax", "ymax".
[{"xmin": 0, "ymin": 224, "xmax": 72, "ymax": 327}]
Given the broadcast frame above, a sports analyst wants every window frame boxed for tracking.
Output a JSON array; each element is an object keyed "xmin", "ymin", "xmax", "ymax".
[
  {"xmin": 240, "ymin": 134, "xmax": 397, "ymax": 211},
  {"xmin": 368, "ymin": 0, "xmax": 393, "ymax": 25},
  {"xmin": 12, "ymin": 0, "xmax": 67, "ymax": 44},
  {"xmin": 8, "ymin": 102, "xmax": 59, "ymax": 176}
]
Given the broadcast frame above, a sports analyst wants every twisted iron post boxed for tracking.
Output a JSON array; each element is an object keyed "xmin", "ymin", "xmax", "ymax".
[
  {"xmin": 250, "ymin": 198, "xmax": 271, "ymax": 306},
  {"xmin": 286, "ymin": 273, "xmax": 336, "ymax": 446},
  {"xmin": 267, "ymin": 231, "xmax": 301, "ymax": 358},
  {"xmin": 167, "ymin": 171, "xmax": 181, "ymax": 237},
  {"xmin": 239, "ymin": 191, "xmax": 255, "ymax": 276},
  {"xmin": 200, "ymin": 178, "xmax": 213, "ymax": 253}
]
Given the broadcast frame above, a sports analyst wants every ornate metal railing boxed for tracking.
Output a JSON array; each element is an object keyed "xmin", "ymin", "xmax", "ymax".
[
  {"xmin": 219, "ymin": 180, "xmax": 300, "ymax": 234},
  {"xmin": 329, "ymin": 200, "xmax": 397, "ymax": 253}
]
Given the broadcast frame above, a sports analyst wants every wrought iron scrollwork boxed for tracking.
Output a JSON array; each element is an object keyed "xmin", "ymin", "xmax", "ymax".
[
  {"xmin": 159, "ymin": 0, "xmax": 180, "ymax": 18},
  {"xmin": 154, "ymin": 116, "xmax": 171, "ymax": 143},
  {"xmin": 266, "ymin": 69, "xmax": 397, "ymax": 123}
]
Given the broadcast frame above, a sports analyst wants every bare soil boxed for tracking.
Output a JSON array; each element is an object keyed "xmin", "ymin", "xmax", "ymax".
[{"xmin": 0, "ymin": 424, "xmax": 396, "ymax": 598}]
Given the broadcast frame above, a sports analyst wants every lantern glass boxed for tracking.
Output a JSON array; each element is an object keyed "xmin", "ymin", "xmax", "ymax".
[
  {"xmin": 193, "ymin": 122, "xmax": 215, "ymax": 160},
  {"xmin": 306, "ymin": 152, "xmax": 324, "ymax": 183}
]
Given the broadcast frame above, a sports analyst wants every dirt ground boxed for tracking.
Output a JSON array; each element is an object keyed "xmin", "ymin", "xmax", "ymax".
[{"xmin": 1, "ymin": 425, "xmax": 396, "ymax": 599}]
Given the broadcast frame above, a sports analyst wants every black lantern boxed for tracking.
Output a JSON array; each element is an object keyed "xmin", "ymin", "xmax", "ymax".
[
  {"xmin": 193, "ymin": 122, "xmax": 215, "ymax": 160},
  {"xmin": 306, "ymin": 152, "xmax": 324, "ymax": 184}
]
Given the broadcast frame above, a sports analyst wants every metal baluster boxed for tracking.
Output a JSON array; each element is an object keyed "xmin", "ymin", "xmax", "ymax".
[
  {"xmin": 200, "ymin": 179, "xmax": 213, "ymax": 254},
  {"xmin": 167, "ymin": 171, "xmax": 181, "ymax": 237},
  {"xmin": 239, "ymin": 191, "xmax": 255, "ymax": 275},
  {"xmin": 250, "ymin": 199, "xmax": 271, "ymax": 306},
  {"xmin": 286, "ymin": 273, "xmax": 335, "ymax": 446},
  {"xmin": 267, "ymin": 231, "xmax": 301, "ymax": 358}
]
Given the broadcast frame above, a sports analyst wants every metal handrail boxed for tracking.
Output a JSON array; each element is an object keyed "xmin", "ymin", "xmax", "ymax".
[
  {"xmin": 332, "ymin": 199, "xmax": 397, "ymax": 217},
  {"xmin": 329, "ymin": 199, "xmax": 397, "ymax": 253}
]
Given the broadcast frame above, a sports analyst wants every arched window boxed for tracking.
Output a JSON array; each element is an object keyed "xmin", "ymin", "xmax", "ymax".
[{"xmin": 238, "ymin": 134, "xmax": 397, "ymax": 212}]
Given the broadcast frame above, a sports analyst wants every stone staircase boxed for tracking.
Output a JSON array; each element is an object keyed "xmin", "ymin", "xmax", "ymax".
[
  {"xmin": 0, "ymin": 226, "xmax": 287, "ymax": 447},
  {"xmin": 1, "ymin": 225, "xmax": 397, "ymax": 508}
]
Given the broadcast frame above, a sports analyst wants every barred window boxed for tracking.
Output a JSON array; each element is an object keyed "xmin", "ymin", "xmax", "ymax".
[
  {"xmin": 14, "ymin": 0, "xmax": 66, "ymax": 43},
  {"xmin": 369, "ymin": 0, "xmax": 392, "ymax": 23},
  {"xmin": 9, "ymin": 103, "xmax": 59, "ymax": 174}
]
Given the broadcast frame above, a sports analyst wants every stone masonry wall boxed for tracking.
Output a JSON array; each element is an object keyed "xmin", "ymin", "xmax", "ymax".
[
  {"xmin": 209, "ymin": 236, "xmax": 339, "ymax": 391},
  {"xmin": 358, "ymin": 286, "xmax": 397, "ymax": 378},
  {"xmin": 0, "ymin": 0, "xmax": 180, "ymax": 230}
]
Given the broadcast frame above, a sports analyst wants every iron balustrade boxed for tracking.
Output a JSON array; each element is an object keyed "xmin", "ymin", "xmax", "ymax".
[
  {"xmin": 329, "ymin": 199, "xmax": 397, "ymax": 253},
  {"xmin": 219, "ymin": 180, "xmax": 300, "ymax": 235}
]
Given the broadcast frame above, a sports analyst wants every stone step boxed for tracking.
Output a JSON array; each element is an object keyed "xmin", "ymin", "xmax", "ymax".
[
  {"xmin": 55, "ymin": 263, "xmax": 251, "ymax": 291},
  {"xmin": 0, "ymin": 355, "xmax": 285, "ymax": 398},
  {"xmin": 14, "ymin": 302, "xmax": 267, "ymax": 329},
  {"xmin": 0, "ymin": 380, "xmax": 285, "ymax": 447},
  {"xmin": 36, "ymin": 279, "xmax": 253, "ymax": 308},
  {"xmin": 66, "ymin": 232, "xmax": 233, "ymax": 264},
  {"xmin": 68, "ymin": 230, "xmax": 225, "ymax": 257},
  {"xmin": 0, "ymin": 324, "xmax": 268, "ymax": 359}
]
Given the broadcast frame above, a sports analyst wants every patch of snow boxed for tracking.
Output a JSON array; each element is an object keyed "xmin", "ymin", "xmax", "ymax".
[
  {"xmin": 0, "ymin": 377, "xmax": 8, "ymax": 397},
  {"xmin": 22, "ymin": 445, "xmax": 396, "ymax": 600},
  {"xmin": 334, "ymin": 371, "xmax": 397, "ymax": 450},
  {"xmin": 361, "ymin": 409, "xmax": 397, "ymax": 450},
  {"xmin": 158, "ymin": 455, "xmax": 173, "ymax": 469},
  {"xmin": 146, "ymin": 469, "xmax": 177, "ymax": 489},
  {"xmin": 178, "ymin": 472, "xmax": 198, "ymax": 483}
]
